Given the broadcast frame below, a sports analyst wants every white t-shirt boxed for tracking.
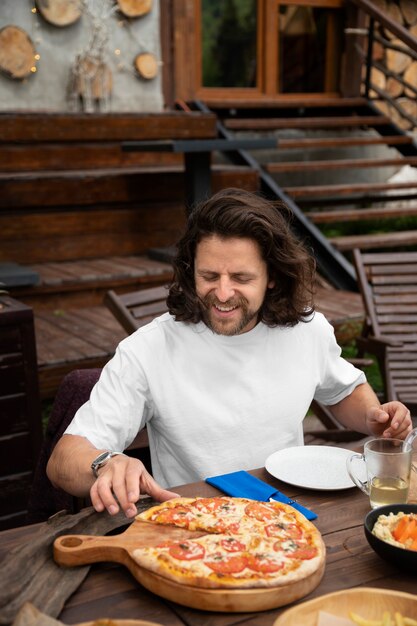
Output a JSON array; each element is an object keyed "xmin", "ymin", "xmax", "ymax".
[{"xmin": 65, "ymin": 312, "xmax": 366, "ymax": 488}]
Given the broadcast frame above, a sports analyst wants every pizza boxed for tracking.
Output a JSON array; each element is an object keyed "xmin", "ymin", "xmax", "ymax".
[{"xmin": 131, "ymin": 496, "xmax": 325, "ymax": 589}]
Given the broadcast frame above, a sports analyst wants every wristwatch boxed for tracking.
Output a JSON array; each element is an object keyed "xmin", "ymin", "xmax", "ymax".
[{"xmin": 91, "ymin": 451, "xmax": 124, "ymax": 478}]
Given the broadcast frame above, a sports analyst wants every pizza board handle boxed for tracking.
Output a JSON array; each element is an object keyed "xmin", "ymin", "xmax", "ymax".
[
  {"xmin": 53, "ymin": 518, "xmax": 206, "ymax": 568},
  {"xmin": 54, "ymin": 533, "xmax": 129, "ymax": 567}
]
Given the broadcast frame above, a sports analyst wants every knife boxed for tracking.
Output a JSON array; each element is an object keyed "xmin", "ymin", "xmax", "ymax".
[{"xmin": 205, "ymin": 470, "xmax": 317, "ymax": 521}]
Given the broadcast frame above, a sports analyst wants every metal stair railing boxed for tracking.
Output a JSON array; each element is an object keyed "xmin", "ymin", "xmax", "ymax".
[{"xmin": 349, "ymin": 0, "xmax": 417, "ymax": 140}]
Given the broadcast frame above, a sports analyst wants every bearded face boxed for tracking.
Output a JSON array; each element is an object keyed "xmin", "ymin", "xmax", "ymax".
[{"xmin": 194, "ymin": 235, "xmax": 274, "ymax": 336}]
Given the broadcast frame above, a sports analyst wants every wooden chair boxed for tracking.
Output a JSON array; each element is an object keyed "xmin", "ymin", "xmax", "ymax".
[
  {"xmin": 104, "ymin": 285, "xmax": 169, "ymax": 335},
  {"xmin": 352, "ymin": 248, "xmax": 417, "ymax": 417},
  {"xmin": 104, "ymin": 286, "xmax": 368, "ymax": 446}
]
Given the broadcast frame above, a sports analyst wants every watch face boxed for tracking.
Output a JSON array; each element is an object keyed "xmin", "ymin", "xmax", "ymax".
[
  {"xmin": 91, "ymin": 451, "xmax": 112, "ymax": 476},
  {"xmin": 92, "ymin": 452, "xmax": 111, "ymax": 466},
  {"xmin": 91, "ymin": 452, "xmax": 122, "ymax": 477}
]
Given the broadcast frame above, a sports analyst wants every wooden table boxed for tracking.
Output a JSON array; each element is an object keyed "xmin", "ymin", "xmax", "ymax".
[{"xmin": 1, "ymin": 468, "xmax": 416, "ymax": 626}]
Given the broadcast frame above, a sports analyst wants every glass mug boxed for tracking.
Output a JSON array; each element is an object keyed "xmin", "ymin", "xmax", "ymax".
[{"xmin": 347, "ymin": 432, "xmax": 417, "ymax": 509}]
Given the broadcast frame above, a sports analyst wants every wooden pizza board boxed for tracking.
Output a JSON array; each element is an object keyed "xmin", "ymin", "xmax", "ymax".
[{"xmin": 54, "ymin": 518, "xmax": 325, "ymax": 612}]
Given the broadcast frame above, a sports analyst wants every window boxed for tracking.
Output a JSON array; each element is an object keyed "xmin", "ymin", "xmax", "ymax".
[{"xmin": 174, "ymin": 0, "xmax": 345, "ymax": 101}]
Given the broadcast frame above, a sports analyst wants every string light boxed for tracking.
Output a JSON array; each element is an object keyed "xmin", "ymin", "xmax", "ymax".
[{"xmin": 30, "ymin": 1, "xmax": 42, "ymax": 46}]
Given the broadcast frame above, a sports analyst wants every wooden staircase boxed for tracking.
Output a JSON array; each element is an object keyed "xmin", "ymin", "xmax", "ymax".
[{"xmin": 206, "ymin": 97, "xmax": 417, "ymax": 259}]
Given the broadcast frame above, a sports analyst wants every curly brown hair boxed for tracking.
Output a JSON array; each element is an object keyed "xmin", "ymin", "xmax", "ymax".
[{"xmin": 167, "ymin": 188, "xmax": 316, "ymax": 326}]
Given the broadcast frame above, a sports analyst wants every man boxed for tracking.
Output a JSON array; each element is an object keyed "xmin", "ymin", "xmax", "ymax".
[{"xmin": 47, "ymin": 188, "xmax": 412, "ymax": 518}]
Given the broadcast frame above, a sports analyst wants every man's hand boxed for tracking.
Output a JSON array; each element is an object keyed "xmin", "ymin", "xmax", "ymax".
[
  {"xmin": 47, "ymin": 434, "xmax": 179, "ymax": 517},
  {"xmin": 328, "ymin": 383, "xmax": 413, "ymax": 439},
  {"xmin": 365, "ymin": 401, "xmax": 412, "ymax": 440},
  {"xmin": 90, "ymin": 454, "xmax": 179, "ymax": 518}
]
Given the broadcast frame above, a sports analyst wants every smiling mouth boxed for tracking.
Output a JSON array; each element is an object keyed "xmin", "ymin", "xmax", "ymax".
[{"xmin": 214, "ymin": 304, "xmax": 238, "ymax": 313}]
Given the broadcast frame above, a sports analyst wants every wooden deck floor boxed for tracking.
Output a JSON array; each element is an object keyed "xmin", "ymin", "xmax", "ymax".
[
  {"xmin": 15, "ymin": 255, "xmax": 174, "ymax": 312},
  {"xmin": 35, "ymin": 286, "xmax": 365, "ymax": 399},
  {"xmin": 35, "ymin": 306, "xmax": 126, "ymax": 398}
]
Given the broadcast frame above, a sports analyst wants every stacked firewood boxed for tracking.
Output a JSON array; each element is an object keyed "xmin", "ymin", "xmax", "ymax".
[{"xmin": 368, "ymin": 0, "xmax": 417, "ymax": 131}]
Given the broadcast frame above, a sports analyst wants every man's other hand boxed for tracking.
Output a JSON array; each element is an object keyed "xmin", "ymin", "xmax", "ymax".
[{"xmin": 366, "ymin": 402, "xmax": 412, "ymax": 440}]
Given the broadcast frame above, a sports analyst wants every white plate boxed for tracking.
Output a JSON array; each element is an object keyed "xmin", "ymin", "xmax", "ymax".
[{"xmin": 265, "ymin": 445, "xmax": 356, "ymax": 490}]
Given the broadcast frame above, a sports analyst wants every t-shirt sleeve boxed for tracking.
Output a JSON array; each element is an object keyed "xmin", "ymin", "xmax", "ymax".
[
  {"xmin": 64, "ymin": 338, "xmax": 152, "ymax": 451},
  {"xmin": 313, "ymin": 316, "xmax": 366, "ymax": 406}
]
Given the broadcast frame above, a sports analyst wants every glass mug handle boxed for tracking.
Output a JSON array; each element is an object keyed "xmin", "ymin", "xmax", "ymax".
[
  {"xmin": 404, "ymin": 428, "xmax": 417, "ymax": 475},
  {"xmin": 346, "ymin": 452, "xmax": 369, "ymax": 495},
  {"xmin": 404, "ymin": 427, "xmax": 417, "ymax": 451}
]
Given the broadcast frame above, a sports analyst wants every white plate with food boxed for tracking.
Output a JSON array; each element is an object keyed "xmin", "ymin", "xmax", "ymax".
[{"xmin": 265, "ymin": 445, "xmax": 357, "ymax": 491}]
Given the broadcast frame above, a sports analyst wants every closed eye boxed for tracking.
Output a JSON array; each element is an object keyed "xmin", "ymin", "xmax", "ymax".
[
  {"xmin": 231, "ymin": 274, "xmax": 254, "ymax": 284},
  {"xmin": 199, "ymin": 273, "xmax": 218, "ymax": 282},
  {"xmin": 196, "ymin": 272, "xmax": 255, "ymax": 283}
]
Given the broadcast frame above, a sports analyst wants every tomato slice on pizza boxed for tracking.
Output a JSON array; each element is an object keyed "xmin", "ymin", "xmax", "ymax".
[{"xmin": 205, "ymin": 552, "xmax": 249, "ymax": 574}]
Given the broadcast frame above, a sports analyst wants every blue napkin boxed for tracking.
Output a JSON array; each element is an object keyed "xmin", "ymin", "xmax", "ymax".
[{"xmin": 205, "ymin": 470, "xmax": 317, "ymax": 521}]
